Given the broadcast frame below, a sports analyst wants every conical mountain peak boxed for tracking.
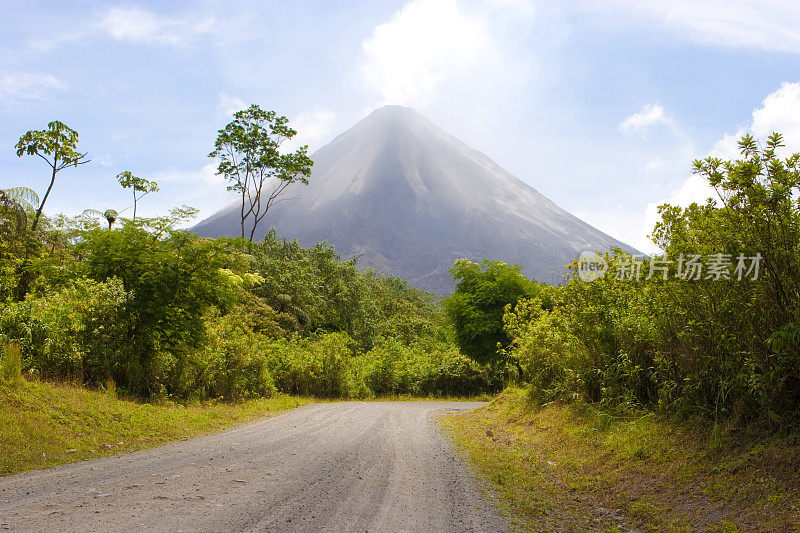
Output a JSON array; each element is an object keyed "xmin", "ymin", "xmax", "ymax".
[{"xmin": 195, "ymin": 108, "xmax": 637, "ymax": 293}]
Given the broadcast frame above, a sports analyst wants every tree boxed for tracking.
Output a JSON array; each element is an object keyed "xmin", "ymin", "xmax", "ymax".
[
  {"xmin": 444, "ymin": 259, "xmax": 542, "ymax": 363},
  {"xmin": 0, "ymin": 187, "xmax": 40, "ymax": 262},
  {"xmin": 209, "ymin": 105, "xmax": 313, "ymax": 241},
  {"xmin": 82, "ymin": 209, "xmax": 119, "ymax": 229},
  {"xmin": 0, "ymin": 187, "xmax": 39, "ymax": 234},
  {"xmin": 15, "ymin": 121, "xmax": 90, "ymax": 231},
  {"xmin": 78, "ymin": 221, "xmax": 246, "ymax": 396},
  {"xmin": 117, "ymin": 171, "xmax": 158, "ymax": 220}
]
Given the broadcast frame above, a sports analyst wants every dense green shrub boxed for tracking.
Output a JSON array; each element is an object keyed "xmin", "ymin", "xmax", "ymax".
[
  {"xmin": 0, "ymin": 205, "xmax": 495, "ymax": 400},
  {"xmin": 360, "ymin": 339, "xmax": 497, "ymax": 396},
  {"xmin": 507, "ymin": 133, "xmax": 800, "ymax": 427},
  {"xmin": 0, "ymin": 277, "xmax": 128, "ymax": 383},
  {"xmin": 264, "ymin": 332, "xmax": 369, "ymax": 398},
  {"xmin": 76, "ymin": 221, "xmax": 246, "ymax": 396},
  {"xmin": 445, "ymin": 259, "xmax": 549, "ymax": 363},
  {"xmin": 246, "ymin": 232, "xmax": 443, "ymax": 350},
  {"xmin": 171, "ymin": 311, "xmax": 277, "ymax": 400}
]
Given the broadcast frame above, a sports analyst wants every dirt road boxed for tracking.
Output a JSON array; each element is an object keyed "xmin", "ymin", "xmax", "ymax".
[{"xmin": 0, "ymin": 402, "xmax": 508, "ymax": 532}]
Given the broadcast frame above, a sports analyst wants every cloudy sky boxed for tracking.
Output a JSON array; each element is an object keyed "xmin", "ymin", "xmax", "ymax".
[{"xmin": 2, "ymin": 0, "xmax": 800, "ymax": 253}]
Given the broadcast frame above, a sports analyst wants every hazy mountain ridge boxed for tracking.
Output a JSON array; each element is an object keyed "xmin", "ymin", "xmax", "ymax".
[{"xmin": 194, "ymin": 106, "xmax": 637, "ymax": 293}]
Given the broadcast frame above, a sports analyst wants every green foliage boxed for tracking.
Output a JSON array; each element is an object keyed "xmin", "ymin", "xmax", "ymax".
[
  {"xmin": 265, "ymin": 332, "xmax": 366, "ymax": 398},
  {"xmin": 117, "ymin": 171, "xmax": 158, "ymax": 220},
  {"xmin": 209, "ymin": 105, "xmax": 313, "ymax": 240},
  {"xmin": 0, "ymin": 216, "xmax": 493, "ymax": 399},
  {"xmin": 445, "ymin": 259, "xmax": 548, "ymax": 363},
  {"xmin": 75, "ymin": 221, "xmax": 245, "ymax": 395},
  {"xmin": 508, "ymin": 133, "xmax": 800, "ymax": 427},
  {"xmin": 15, "ymin": 121, "xmax": 90, "ymax": 231},
  {"xmin": 82, "ymin": 209, "xmax": 118, "ymax": 229},
  {"xmin": 0, "ymin": 278, "xmax": 128, "ymax": 383},
  {"xmin": 246, "ymin": 231, "xmax": 442, "ymax": 349},
  {"xmin": 1, "ymin": 339, "xmax": 22, "ymax": 383},
  {"xmin": 360, "ymin": 338, "xmax": 493, "ymax": 396},
  {"xmin": 0, "ymin": 187, "xmax": 40, "ymax": 263},
  {"xmin": 172, "ymin": 310, "xmax": 277, "ymax": 401},
  {"xmin": 0, "ymin": 187, "xmax": 39, "ymax": 233},
  {"xmin": 505, "ymin": 252, "xmax": 660, "ymax": 408},
  {"xmin": 1, "ymin": 114, "xmax": 496, "ymax": 402}
]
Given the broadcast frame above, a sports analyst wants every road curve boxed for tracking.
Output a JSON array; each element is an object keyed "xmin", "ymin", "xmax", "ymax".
[{"xmin": 0, "ymin": 402, "xmax": 508, "ymax": 532}]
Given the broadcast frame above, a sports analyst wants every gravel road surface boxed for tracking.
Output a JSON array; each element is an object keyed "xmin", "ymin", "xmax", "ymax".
[{"xmin": 0, "ymin": 402, "xmax": 509, "ymax": 532}]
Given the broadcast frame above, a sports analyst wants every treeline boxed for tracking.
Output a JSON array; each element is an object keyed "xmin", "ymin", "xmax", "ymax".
[
  {"xmin": 496, "ymin": 134, "xmax": 799, "ymax": 428},
  {"xmin": 1, "ymin": 114, "xmax": 508, "ymax": 401},
  {"xmin": 0, "ymin": 213, "xmax": 503, "ymax": 399}
]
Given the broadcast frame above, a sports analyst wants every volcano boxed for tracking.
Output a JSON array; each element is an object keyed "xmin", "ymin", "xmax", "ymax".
[{"xmin": 193, "ymin": 105, "xmax": 636, "ymax": 294}]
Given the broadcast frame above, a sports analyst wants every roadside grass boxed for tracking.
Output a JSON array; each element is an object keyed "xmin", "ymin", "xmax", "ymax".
[
  {"xmin": 0, "ymin": 378, "xmax": 313, "ymax": 477},
  {"xmin": 442, "ymin": 388, "xmax": 800, "ymax": 532}
]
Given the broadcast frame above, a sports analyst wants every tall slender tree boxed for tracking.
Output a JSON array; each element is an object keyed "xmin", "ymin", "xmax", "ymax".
[
  {"xmin": 209, "ymin": 105, "xmax": 313, "ymax": 241},
  {"xmin": 117, "ymin": 171, "xmax": 158, "ymax": 220},
  {"xmin": 15, "ymin": 121, "xmax": 90, "ymax": 231}
]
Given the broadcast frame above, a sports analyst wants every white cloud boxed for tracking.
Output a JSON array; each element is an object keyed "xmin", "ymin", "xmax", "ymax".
[
  {"xmin": 708, "ymin": 82, "xmax": 800, "ymax": 160},
  {"xmin": 575, "ymin": 204, "xmax": 656, "ymax": 255},
  {"xmin": 750, "ymin": 82, "xmax": 800, "ymax": 147},
  {"xmin": 362, "ymin": 0, "xmax": 490, "ymax": 106},
  {"xmin": 619, "ymin": 103, "xmax": 671, "ymax": 134},
  {"xmin": 159, "ymin": 163, "xmax": 225, "ymax": 188},
  {"xmin": 216, "ymin": 93, "xmax": 247, "ymax": 120},
  {"xmin": 586, "ymin": 0, "xmax": 800, "ymax": 55},
  {"xmin": 0, "ymin": 72, "xmax": 66, "ymax": 104},
  {"xmin": 287, "ymin": 110, "xmax": 338, "ymax": 152},
  {"xmin": 486, "ymin": 0, "xmax": 535, "ymax": 18},
  {"xmin": 360, "ymin": 0, "xmax": 542, "ymax": 115},
  {"xmin": 645, "ymin": 156, "xmax": 664, "ymax": 172},
  {"xmin": 94, "ymin": 153, "xmax": 113, "ymax": 167},
  {"xmin": 99, "ymin": 7, "xmax": 214, "ymax": 46},
  {"xmin": 640, "ymin": 81, "xmax": 800, "ymax": 252}
]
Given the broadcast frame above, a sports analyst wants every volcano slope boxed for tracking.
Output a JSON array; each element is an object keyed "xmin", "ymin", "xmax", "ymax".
[{"xmin": 194, "ymin": 105, "xmax": 636, "ymax": 294}]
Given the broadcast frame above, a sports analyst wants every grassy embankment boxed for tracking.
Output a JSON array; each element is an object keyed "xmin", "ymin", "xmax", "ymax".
[
  {"xmin": 443, "ymin": 388, "xmax": 800, "ymax": 532},
  {"xmin": 0, "ymin": 378, "xmax": 313, "ymax": 477}
]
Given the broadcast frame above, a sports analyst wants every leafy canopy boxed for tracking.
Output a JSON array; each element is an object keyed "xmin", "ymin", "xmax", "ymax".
[
  {"xmin": 77, "ymin": 221, "xmax": 246, "ymax": 395},
  {"xmin": 209, "ymin": 105, "xmax": 313, "ymax": 240},
  {"xmin": 15, "ymin": 121, "xmax": 89, "ymax": 231},
  {"xmin": 117, "ymin": 171, "xmax": 159, "ymax": 220},
  {"xmin": 445, "ymin": 259, "xmax": 544, "ymax": 363}
]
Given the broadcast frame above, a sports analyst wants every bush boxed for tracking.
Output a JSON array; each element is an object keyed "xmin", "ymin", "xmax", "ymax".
[
  {"xmin": 445, "ymin": 259, "xmax": 548, "ymax": 363},
  {"xmin": 265, "ymin": 332, "xmax": 369, "ymax": 398},
  {"xmin": 171, "ymin": 311, "xmax": 276, "ymax": 401},
  {"xmin": 506, "ymin": 133, "xmax": 800, "ymax": 427},
  {"xmin": 0, "ymin": 278, "xmax": 128, "ymax": 384},
  {"xmin": 77, "ymin": 222, "xmax": 246, "ymax": 396},
  {"xmin": 360, "ymin": 339, "xmax": 497, "ymax": 396}
]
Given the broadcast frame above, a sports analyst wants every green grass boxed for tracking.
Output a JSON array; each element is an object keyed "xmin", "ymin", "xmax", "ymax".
[
  {"xmin": 442, "ymin": 388, "xmax": 800, "ymax": 532},
  {"xmin": 0, "ymin": 378, "xmax": 313, "ymax": 477}
]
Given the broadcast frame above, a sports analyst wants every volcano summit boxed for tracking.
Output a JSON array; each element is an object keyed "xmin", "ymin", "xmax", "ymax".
[{"xmin": 194, "ymin": 106, "xmax": 636, "ymax": 293}]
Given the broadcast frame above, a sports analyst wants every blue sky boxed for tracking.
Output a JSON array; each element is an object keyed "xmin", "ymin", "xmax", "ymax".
[{"xmin": 2, "ymin": 0, "xmax": 800, "ymax": 254}]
